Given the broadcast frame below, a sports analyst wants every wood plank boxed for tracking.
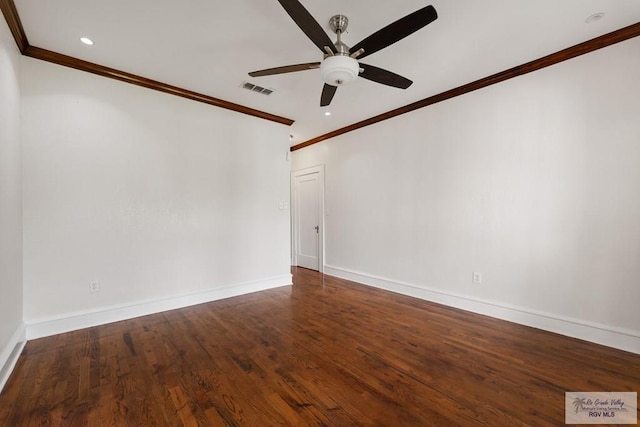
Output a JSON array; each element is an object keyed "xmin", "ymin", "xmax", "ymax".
[{"xmin": 1, "ymin": 267, "xmax": 639, "ymax": 425}]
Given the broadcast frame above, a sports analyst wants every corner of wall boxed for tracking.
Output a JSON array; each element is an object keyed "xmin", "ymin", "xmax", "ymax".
[
  {"xmin": 0, "ymin": 6, "xmax": 25, "ymax": 396},
  {"xmin": 0, "ymin": 323, "xmax": 26, "ymax": 394}
]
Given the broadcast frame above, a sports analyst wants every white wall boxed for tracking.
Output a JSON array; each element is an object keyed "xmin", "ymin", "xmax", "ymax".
[
  {"xmin": 0, "ymin": 17, "xmax": 24, "ymax": 386},
  {"xmin": 293, "ymin": 37, "xmax": 640, "ymax": 353},
  {"xmin": 22, "ymin": 57, "xmax": 291, "ymax": 333}
]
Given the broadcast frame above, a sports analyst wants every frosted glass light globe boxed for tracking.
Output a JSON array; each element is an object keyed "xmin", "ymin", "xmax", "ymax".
[{"xmin": 320, "ymin": 55, "xmax": 359, "ymax": 86}]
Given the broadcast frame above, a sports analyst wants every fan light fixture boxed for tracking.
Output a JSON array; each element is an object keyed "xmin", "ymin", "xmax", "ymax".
[
  {"xmin": 320, "ymin": 55, "xmax": 359, "ymax": 86},
  {"xmin": 247, "ymin": 2, "xmax": 438, "ymax": 106}
]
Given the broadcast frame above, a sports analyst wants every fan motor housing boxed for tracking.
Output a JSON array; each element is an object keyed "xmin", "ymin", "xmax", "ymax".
[{"xmin": 320, "ymin": 55, "xmax": 359, "ymax": 86}]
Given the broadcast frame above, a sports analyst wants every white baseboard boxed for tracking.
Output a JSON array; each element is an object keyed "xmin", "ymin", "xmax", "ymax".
[
  {"xmin": 26, "ymin": 274, "xmax": 292, "ymax": 340},
  {"xmin": 324, "ymin": 265, "xmax": 640, "ymax": 355},
  {"xmin": 0, "ymin": 322, "xmax": 26, "ymax": 394}
]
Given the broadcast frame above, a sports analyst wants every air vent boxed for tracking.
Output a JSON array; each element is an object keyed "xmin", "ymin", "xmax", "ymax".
[{"xmin": 241, "ymin": 81, "xmax": 274, "ymax": 96}]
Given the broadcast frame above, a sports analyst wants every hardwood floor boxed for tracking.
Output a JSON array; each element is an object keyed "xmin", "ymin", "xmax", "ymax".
[{"xmin": 1, "ymin": 267, "xmax": 638, "ymax": 426}]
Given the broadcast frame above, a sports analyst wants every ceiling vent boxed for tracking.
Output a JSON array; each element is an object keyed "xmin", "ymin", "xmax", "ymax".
[{"xmin": 241, "ymin": 81, "xmax": 274, "ymax": 95}]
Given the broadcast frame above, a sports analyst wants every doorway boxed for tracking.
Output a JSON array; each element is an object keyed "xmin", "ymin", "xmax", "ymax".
[{"xmin": 292, "ymin": 165, "xmax": 324, "ymax": 272}]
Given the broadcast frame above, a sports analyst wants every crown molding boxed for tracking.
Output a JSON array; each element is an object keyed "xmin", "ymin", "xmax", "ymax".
[
  {"xmin": 291, "ymin": 21, "xmax": 640, "ymax": 151},
  {"xmin": 0, "ymin": 0, "xmax": 294, "ymax": 126},
  {"xmin": 23, "ymin": 46, "xmax": 294, "ymax": 125},
  {"xmin": 3, "ymin": 0, "xmax": 640, "ymax": 145},
  {"xmin": 0, "ymin": 0, "xmax": 28, "ymax": 53}
]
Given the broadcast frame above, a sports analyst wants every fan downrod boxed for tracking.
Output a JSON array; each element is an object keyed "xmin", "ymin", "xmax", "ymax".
[{"xmin": 328, "ymin": 15, "xmax": 352, "ymax": 56}]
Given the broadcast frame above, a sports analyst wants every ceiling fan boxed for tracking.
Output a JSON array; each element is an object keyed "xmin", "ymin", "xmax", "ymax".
[{"xmin": 248, "ymin": 1, "xmax": 438, "ymax": 107}]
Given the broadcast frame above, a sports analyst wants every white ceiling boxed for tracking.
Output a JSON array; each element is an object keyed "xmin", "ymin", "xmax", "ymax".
[{"xmin": 14, "ymin": 0, "xmax": 640, "ymax": 145}]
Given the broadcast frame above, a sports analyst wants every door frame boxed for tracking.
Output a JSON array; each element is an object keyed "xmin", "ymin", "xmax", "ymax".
[{"xmin": 291, "ymin": 165, "xmax": 325, "ymax": 272}]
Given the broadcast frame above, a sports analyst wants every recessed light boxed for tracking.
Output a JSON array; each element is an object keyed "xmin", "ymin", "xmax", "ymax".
[
  {"xmin": 585, "ymin": 13, "xmax": 605, "ymax": 24},
  {"xmin": 80, "ymin": 37, "xmax": 94, "ymax": 45},
  {"xmin": 324, "ymin": 111, "xmax": 331, "ymax": 116}
]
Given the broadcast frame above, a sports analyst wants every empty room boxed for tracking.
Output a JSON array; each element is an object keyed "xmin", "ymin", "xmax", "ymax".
[{"xmin": 1, "ymin": 0, "xmax": 639, "ymax": 425}]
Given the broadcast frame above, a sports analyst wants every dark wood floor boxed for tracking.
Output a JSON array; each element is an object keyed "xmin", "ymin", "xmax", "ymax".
[{"xmin": 1, "ymin": 267, "xmax": 638, "ymax": 426}]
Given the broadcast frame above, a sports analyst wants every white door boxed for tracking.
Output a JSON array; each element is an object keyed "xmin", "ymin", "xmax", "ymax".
[{"xmin": 293, "ymin": 166, "xmax": 324, "ymax": 271}]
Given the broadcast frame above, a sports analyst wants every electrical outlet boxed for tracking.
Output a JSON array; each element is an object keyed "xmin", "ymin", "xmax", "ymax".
[
  {"xmin": 472, "ymin": 272, "xmax": 482, "ymax": 284},
  {"xmin": 90, "ymin": 280, "xmax": 100, "ymax": 293}
]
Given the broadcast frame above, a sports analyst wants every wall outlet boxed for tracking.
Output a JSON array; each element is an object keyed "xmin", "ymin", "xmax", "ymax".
[
  {"xmin": 90, "ymin": 280, "xmax": 100, "ymax": 293},
  {"xmin": 472, "ymin": 272, "xmax": 482, "ymax": 284}
]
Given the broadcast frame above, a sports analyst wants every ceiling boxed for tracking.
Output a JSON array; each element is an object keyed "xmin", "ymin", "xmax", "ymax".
[{"xmin": 12, "ymin": 0, "xmax": 640, "ymax": 145}]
